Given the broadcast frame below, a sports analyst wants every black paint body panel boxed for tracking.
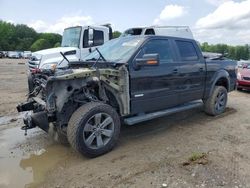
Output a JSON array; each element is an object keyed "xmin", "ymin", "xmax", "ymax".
[{"xmin": 127, "ymin": 36, "xmax": 236, "ymax": 115}]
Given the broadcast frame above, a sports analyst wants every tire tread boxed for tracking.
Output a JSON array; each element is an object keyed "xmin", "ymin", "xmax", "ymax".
[{"xmin": 67, "ymin": 102, "xmax": 120, "ymax": 157}]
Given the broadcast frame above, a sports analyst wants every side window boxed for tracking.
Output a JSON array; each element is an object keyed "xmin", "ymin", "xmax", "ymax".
[
  {"xmin": 140, "ymin": 39, "xmax": 173, "ymax": 63},
  {"xmin": 145, "ymin": 29, "xmax": 155, "ymax": 35},
  {"xmin": 83, "ymin": 29, "xmax": 89, "ymax": 48},
  {"xmin": 176, "ymin": 40, "xmax": 198, "ymax": 61},
  {"xmin": 93, "ymin": 30, "xmax": 104, "ymax": 46}
]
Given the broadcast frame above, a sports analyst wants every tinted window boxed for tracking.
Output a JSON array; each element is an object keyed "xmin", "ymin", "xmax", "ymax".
[
  {"xmin": 93, "ymin": 30, "xmax": 104, "ymax": 46},
  {"xmin": 176, "ymin": 40, "xmax": 198, "ymax": 61},
  {"xmin": 127, "ymin": 29, "xmax": 142, "ymax": 35},
  {"xmin": 141, "ymin": 39, "xmax": 173, "ymax": 63},
  {"xmin": 145, "ymin": 29, "xmax": 155, "ymax": 35},
  {"xmin": 83, "ymin": 29, "xmax": 89, "ymax": 48}
]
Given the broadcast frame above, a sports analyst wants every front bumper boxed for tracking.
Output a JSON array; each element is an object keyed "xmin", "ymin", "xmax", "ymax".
[
  {"xmin": 237, "ymin": 80, "xmax": 250, "ymax": 90},
  {"xmin": 17, "ymin": 98, "xmax": 49, "ymax": 132}
]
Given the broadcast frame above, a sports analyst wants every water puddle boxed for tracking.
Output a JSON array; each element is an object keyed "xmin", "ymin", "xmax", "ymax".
[
  {"xmin": 0, "ymin": 126, "xmax": 71, "ymax": 188},
  {"xmin": 0, "ymin": 113, "xmax": 26, "ymax": 126}
]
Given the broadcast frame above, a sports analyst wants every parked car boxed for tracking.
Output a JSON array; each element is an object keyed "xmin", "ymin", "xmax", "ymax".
[
  {"xmin": 237, "ymin": 62, "xmax": 250, "ymax": 90},
  {"xmin": 17, "ymin": 35, "xmax": 237, "ymax": 157},
  {"xmin": 23, "ymin": 51, "xmax": 32, "ymax": 59},
  {"xmin": 8, "ymin": 51, "xmax": 20, "ymax": 58},
  {"xmin": 0, "ymin": 51, "xmax": 4, "ymax": 58}
]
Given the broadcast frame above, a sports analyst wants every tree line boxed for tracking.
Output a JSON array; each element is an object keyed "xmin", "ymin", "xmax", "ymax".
[
  {"xmin": 0, "ymin": 20, "xmax": 249, "ymax": 60},
  {"xmin": 200, "ymin": 42, "xmax": 250, "ymax": 60},
  {"xmin": 0, "ymin": 20, "xmax": 61, "ymax": 52}
]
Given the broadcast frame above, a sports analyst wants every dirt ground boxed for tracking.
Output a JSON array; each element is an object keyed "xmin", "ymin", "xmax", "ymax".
[{"xmin": 0, "ymin": 58, "xmax": 250, "ymax": 188}]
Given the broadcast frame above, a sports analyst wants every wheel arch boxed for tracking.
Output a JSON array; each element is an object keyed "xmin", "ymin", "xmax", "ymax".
[
  {"xmin": 209, "ymin": 69, "xmax": 230, "ymax": 97},
  {"xmin": 102, "ymin": 85, "xmax": 124, "ymax": 115}
]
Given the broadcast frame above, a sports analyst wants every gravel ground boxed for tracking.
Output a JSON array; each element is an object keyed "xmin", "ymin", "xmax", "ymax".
[{"xmin": 0, "ymin": 59, "xmax": 250, "ymax": 188}]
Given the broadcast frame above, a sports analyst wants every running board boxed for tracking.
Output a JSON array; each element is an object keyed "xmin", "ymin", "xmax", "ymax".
[{"xmin": 124, "ymin": 100, "xmax": 203, "ymax": 125}]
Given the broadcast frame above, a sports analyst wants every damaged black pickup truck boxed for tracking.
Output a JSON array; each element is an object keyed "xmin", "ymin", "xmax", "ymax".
[{"xmin": 17, "ymin": 36, "xmax": 237, "ymax": 157}]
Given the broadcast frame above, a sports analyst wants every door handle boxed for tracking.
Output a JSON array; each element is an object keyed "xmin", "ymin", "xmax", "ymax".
[
  {"xmin": 172, "ymin": 69, "xmax": 178, "ymax": 74},
  {"xmin": 199, "ymin": 67, "xmax": 204, "ymax": 72}
]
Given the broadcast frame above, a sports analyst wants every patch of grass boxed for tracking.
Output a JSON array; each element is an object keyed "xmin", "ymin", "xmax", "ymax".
[
  {"xmin": 182, "ymin": 152, "xmax": 208, "ymax": 166},
  {"xmin": 189, "ymin": 152, "xmax": 206, "ymax": 162}
]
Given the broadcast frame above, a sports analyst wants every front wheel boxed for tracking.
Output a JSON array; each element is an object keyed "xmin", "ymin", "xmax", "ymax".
[
  {"xmin": 67, "ymin": 102, "xmax": 121, "ymax": 158},
  {"xmin": 203, "ymin": 86, "xmax": 228, "ymax": 116},
  {"xmin": 28, "ymin": 73, "xmax": 34, "ymax": 93}
]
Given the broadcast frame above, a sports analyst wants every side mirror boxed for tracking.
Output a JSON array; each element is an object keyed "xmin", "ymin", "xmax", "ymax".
[
  {"xmin": 88, "ymin": 28, "xmax": 94, "ymax": 47},
  {"xmin": 88, "ymin": 40, "xmax": 93, "ymax": 47},
  {"xmin": 135, "ymin": 54, "xmax": 159, "ymax": 69}
]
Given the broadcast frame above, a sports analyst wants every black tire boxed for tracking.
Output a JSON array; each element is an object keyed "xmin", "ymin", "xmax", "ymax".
[
  {"xmin": 67, "ymin": 102, "xmax": 121, "ymax": 158},
  {"xmin": 28, "ymin": 73, "xmax": 34, "ymax": 93},
  {"xmin": 204, "ymin": 86, "xmax": 228, "ymax": 116}
]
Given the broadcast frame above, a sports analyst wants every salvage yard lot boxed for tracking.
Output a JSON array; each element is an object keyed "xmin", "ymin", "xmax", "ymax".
[{"xmin": 0, "ymin": 59, "xmax": 250, "ymax": 188}]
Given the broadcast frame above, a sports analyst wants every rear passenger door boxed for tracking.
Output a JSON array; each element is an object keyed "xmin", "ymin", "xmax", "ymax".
[
  {"xmin": 173, "ymin": 39, "xmax": 206, "ymax": 103},
  {"xmin": 129, "ymin": 38, "xmax": 180, "ymax": 114}
]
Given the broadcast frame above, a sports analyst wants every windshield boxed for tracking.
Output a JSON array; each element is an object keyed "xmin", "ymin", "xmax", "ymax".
[
  {"xmin": 83, "ymin": 37, "xmax": 143, "ymax": 63},
  {"xmin": 61, "ymin": 27, "xmax": 81, "ymax": 48}
]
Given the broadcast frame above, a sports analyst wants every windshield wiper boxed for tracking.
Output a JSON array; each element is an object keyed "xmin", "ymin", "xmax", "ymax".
[
  {"xmin": 85, "ymin": 57, "xmax": 98, "ymax": 61},
  {"xmin": 89, "ymin": 48, "xmax": 107, "ymax": 68},
  {"xmin": 96, "ymin": 48, "xmax": 106, "ymax": 62}
]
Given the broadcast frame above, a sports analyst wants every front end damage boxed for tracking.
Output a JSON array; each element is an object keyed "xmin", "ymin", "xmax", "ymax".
[
  {"xmin": 17, "ymin": 65, "xmax": 130, "ymax": 134},
  {"xmin": 17, "ymin": 97, "xmax": 49, "ymax": 132}
]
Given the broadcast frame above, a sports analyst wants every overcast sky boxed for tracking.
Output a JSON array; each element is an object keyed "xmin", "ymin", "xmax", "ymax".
[{"xmin": 0, "ymin": 0, "xmax": 249, "ymax": 45}]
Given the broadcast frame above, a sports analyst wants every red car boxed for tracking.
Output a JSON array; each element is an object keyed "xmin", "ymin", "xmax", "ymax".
[{"xmin": 237, "ymin": 63, "xmax": 250, "ymax": 90}]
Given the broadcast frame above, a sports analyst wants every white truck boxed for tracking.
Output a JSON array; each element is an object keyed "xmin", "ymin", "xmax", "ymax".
[
  {"xmin": 27, "ymin": 25, "xmax": 113, "ymax": 91},
  {"xmin": 28, "ymin": 25, "xmax": 113, "ymax": 71}
]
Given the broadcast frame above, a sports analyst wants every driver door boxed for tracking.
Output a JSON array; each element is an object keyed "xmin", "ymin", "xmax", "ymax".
[
  {"xmin": 129, "ymin": 38, "xmax": 180, "ymax": 114},
  {"xmin": 80, "ymin": 28, "xmax": 105, "ymax": 60}
]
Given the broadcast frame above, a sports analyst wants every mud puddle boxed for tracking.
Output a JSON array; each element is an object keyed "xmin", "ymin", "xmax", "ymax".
[
  {"xmin": 0, "ymin": 126, "xmax": 71, "ymax": 188},
  {"xmin": 0, "ymin": 113, "xmax": 26, "ymax": 126}
]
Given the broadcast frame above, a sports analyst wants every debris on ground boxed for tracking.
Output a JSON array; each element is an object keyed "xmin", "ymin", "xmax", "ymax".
[{"xmin": 182, "ymin": 152, "xmax": 209, "ymax": 166}]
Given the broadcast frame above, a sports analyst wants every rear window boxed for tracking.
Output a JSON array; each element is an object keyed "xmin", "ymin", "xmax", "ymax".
[
  {"xmin": 123, "ymin": 29, "xmax": 143, "ymax": 36},
  {"xmin": 176, "ymin": 40, "xmax": 198, "ymax": 61}
]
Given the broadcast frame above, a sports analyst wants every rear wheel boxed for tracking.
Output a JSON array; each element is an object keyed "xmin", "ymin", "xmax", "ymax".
[
  {"xmin": 204, "ymin": 86, "xmax": 228, "ymax": 116},
  {"xmin": 67, "ymin": 102, "xmax": 120, "ymax": 158}
]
